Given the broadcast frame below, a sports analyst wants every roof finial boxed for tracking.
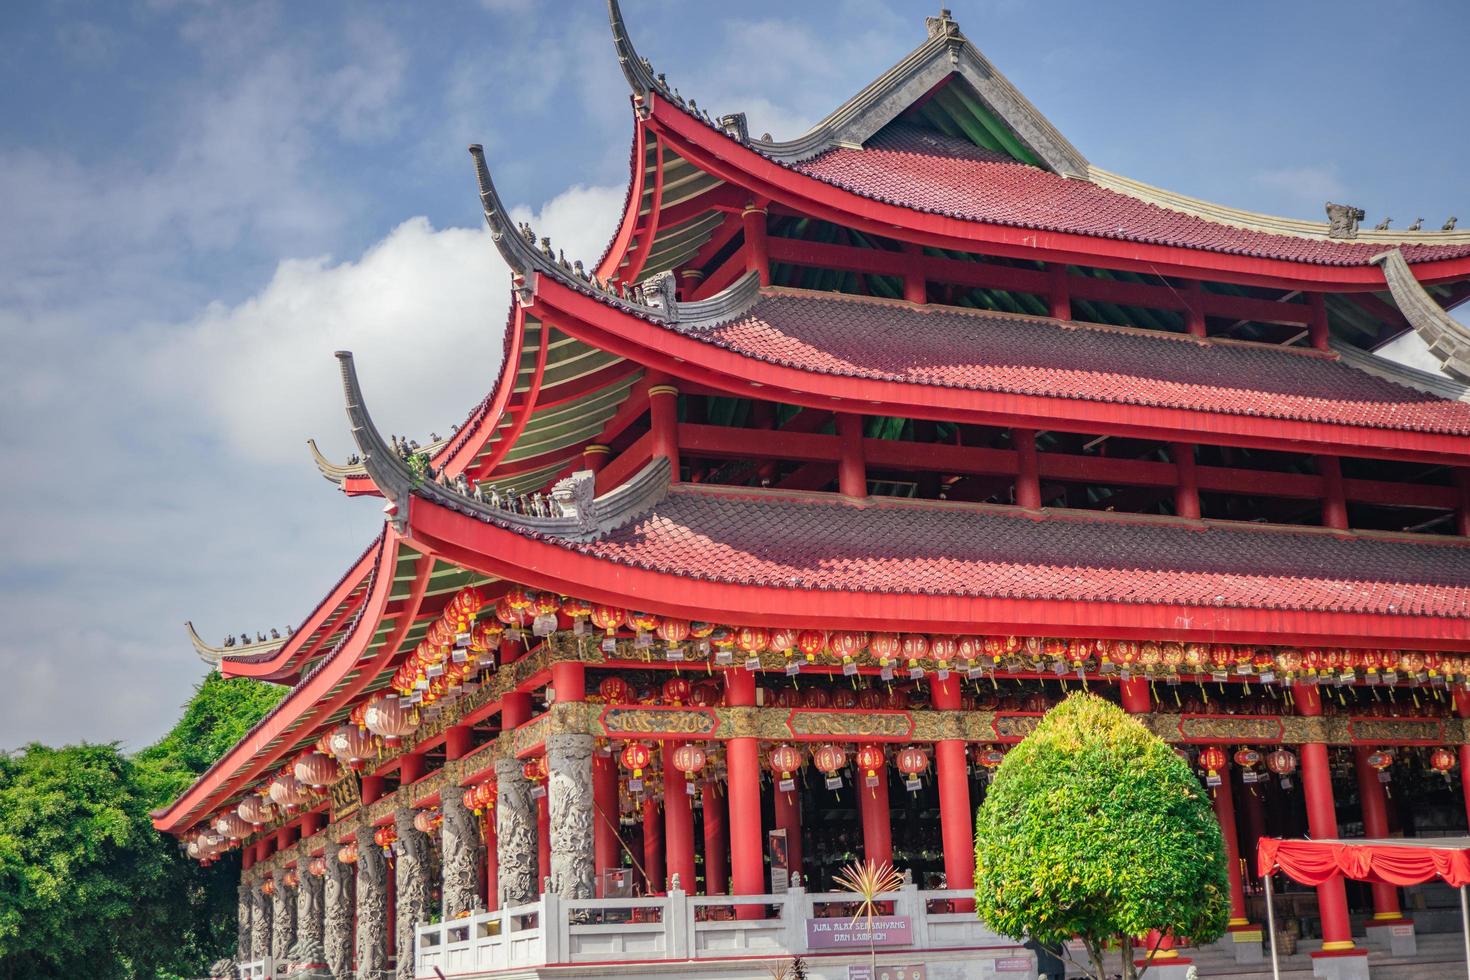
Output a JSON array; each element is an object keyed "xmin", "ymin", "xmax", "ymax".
[
  {"xmin": 335, "ymin": 351, "xmax": 413, "ymax": 531},
  {"xmin": 1324, "ymin": 202, "xmax": 1364, "ymax": 240},
  {"xmin": 607, "ymin": 0, "xmax": 660, "ymax": 104},
  {"xmin": 925, "ymin": 7, "xmax": 962, "ymax": 39}
]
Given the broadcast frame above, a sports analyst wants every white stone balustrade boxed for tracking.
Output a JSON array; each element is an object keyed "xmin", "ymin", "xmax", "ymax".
[{"xmin": 414, "ymin": 885, "xmax": 1029, "ymax": 979}]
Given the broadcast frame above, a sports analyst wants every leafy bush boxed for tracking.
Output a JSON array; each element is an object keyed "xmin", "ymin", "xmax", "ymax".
[{"xmin": 974, "ymin": 692, "xmax": 1229, "ymax": 980}]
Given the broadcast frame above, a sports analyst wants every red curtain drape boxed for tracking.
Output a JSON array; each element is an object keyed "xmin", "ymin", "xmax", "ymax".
[{"xmin": 1258, "ymin": 838, "xmax": 1470, "ymax": 888}]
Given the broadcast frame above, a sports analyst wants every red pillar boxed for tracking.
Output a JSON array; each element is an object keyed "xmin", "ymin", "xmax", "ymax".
[
  {"xmin": 1119, "ymin": 677, "xmax": 1151, "ymax": 714},
  {"xmin": 1048, "ymin": 263, "xmax": 1071, "ymax": 320},
  {"xmin": 724, "ymin": 669, "xmax": 765, "ymax": 904},
  {"xmin": 642, "ymin": 796, "xmax": 665, "ymax": 894},
  {"xmin": 772, "ymin": 774, "xmax": 803, "ymax": 885},
  {"xmin": 860, "ymin": 764, "xmax": 893, "ymax": 867},
  {"xmin": 1319, "ymin": 456, "xmax": 1348, "ymax": 531},
  {"xmin": 664, "ymin": 743, "xmax": 697, "ymax": 892},
  {"xmin": 1296, "ymin": 685, "xmax": 1356, "ymax": 951},
  {"xmin": 1353, "ymin": 747, "xmax": 1404, "ymax": 921},
  {"xmin": 1171, "ymin": 442, "xmax": 1200, "ymax": 519},
  {"xmin": 445, "ymin": 725, "xmax": 474, "ymax": 761},
  {"xmin": 1457, "ymin": 692, "xmax": 1470, "ymax": 827},
  {"xmin": 502, "ymin": 692, "xmax": 531, "ymax": 729},
  {"xmin": 1456, "ymin": 470, "xmax": 1470, "ymax": 538},
  {"xmin": 702, "ymin": 778, "xmax": 729, "ymax": 895},
  {"xmin": 648, "ymin": 384, "xmax": 680, "ymax": 483},
  {"xmin": 1211, "ymin": 755, "xmax": 1249, "ymax": 927},
  {"xmin": 902, "ymin": 242, "xmax": 927, "ymax": 304},
  {"xmin": 398, "ymin": 752, "xmax": 425, "ymax": 786},
  {"xmin": 932, "ymin": 675, "xmax": 975, "ymax": 901},
  {"xmin": 742, "ymin": 204, "xmax": 771, "ymax": 286},
  {"xmin": 360, "ymin": 775, "xmax": 386, "ymax": 806},
  {"xmin": 1308, "ymin": 292, "xmax": 1329, "ymax": 351},
  {"xmin": 537, "ymin": 793, "xmax": 551, "ymax": 894},
  {"xmin": 1014, "ymin": 428, "xmax": 1041, "ymax": 509},
  {"xmin": 551, "ymin": 660, "xmax": 585, "ymax": 704},
  {"xmin": 836, "ymin": 413, "xmax": 866, "ymax": 498},
  {"xmin": 593, "ymin": 753, "xmax": 620, "ymax": 897},
  {"xmin": 1184, "ymin": 280, "xmax": 1206, "ymax": 338}
]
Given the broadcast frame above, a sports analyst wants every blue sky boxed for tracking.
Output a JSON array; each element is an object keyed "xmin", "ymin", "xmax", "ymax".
[{"xmin": 2, "ymin": 0, "xmax": 1467, "ymax": 750}]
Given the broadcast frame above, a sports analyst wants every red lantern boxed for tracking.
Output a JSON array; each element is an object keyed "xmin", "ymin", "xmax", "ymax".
[
  {"xmin": 657, "ymin": 618, "xmax": 691, "ymax": 644},
  {"xmin": 856, "ymin": 687, "xmax": 884, "ymax": 710},
  {"xmin": 1233, "ymin": 748, "xmax": 1262, "ymax": 770},
  {"xmin": 856, "ymin": 744, "xmax": 886, "ymax": 776},
  {"xmin": 813, "ymin": 744, "xmax": 847, "ymax": 774},
  {"xmin": 261, "ymin": 878, "xmax": 275, "ymax": 897},
  {"xmin": 662, "ymin": 677, "xmax": 692, "ymax": 705},
  {"xmin": 562, "ymin": 597, "xmax": 592, "ymax": 622},
  {"xmin": 294, "ymin": 751, "xmax": 339, "ymax": 789},
  {"xmin": 628, "ymin": 611, "xmax": 660, "ymax": 634},
  {"xmin": 308, "ymin": 856, "xmax": 328, "ymax": 878},
  {"xmin": 1266, "ymin": 749, "xmax": 1298, "ymax": 776},
  {"xmin": 735, "ymin": 626, "xmax": 770, "ymax": 656},
  {"xmin": 413, "ymin": 809, "xmax": 442, "ymax": 834},
  {"xmin": 591, "ymin": 605, "xmax": 625, "ymax": 636},
  {"xmin": 363, "ymin": 693, "xmax": 418, "ymax": 746},
  {"xmin": 900, "ymin": 633, "xmax": 929, "ymax": 663},
  {"xmin": 374, "ymin": 824, "xmax": 397, "ymax": 853},
  {"xmin": 801, "ymin": 686, "xmax": 832, "ymax": 709},
  {"xmin": 974, "ymin": 746, "xmax": 1005, "ymax": 769},
  {"xmin": 870, "ymin": 633, "xmax": 900, "ymax": 667},
  {"xmin": 620, "ymin": 741, "xmax": 653, "ymax": 777},
  {"xmin": 896, "ymin": 746, "xmax": 929, "ymax": 777},
  {"xmin": 463, "ymin": 781, "xmax": 496, "ymax": 815},
  {"xmin": 831, "ymin": 688, "xmax": 859, "ymax": 710},
  {"xmin": 327, "ymin": 723, "xmax": 378, "ymax": 770},
  {"xmin": 671, "ymin": 743, "xmax": 707, "ymax": 775},
  {"xmin": 797, "ymin": 630, "xmax": 828, "ymax": 661},
  {"xmin": 1197, "ymin": 746, "xmax": 1227, "ymax": 777},
  {"xmin": 268, "ymin": 770, "xmax": 312, "ymax": 813},
  {"xmin": 523, "ymin": 757, "xmax": 548, "ymax": 783},
  {"xmin": 769, "ymin": 628, "xmax": 799, "ymax": 655},
  {"xmin": 929, "ymin": 635, "xmax": 959, "ymax": 669},
  {"xmin": 689, "ymin": 680, "xmax": 722, "ymax": 707},
  {"xmin": 282, "ymin": 869, "xmax": 300, "ymax": 889},
  {"xmin": 1366, "ymin": 749, "xmax": 1394, "ymax": 772},
  {"xmin": 830, "ymin": 631, "xmax": 867, "ymax": 666},
  {"xmin": 766, "ymin": 742, "xmax": 799, "ymax": 774},
  {"xmin": 1430, "ymin": 748, "xmax": 1457, "ymax": 774},
  {"xmin": 338, "ymin": 842, "xmax": 359, "ymax": 865},
  {"xmin": 598, "ymin": 676, "xmax": 631, "ymax": 705},
  {"xmin": 238, "ymin": 793, "xmax": 274, "ymax": 826}
]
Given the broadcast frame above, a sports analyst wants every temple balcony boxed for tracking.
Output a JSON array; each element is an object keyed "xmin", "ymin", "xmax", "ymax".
[{"xmin": 412, "ymin": 884, "xmax": 1026, "ymax": 979}]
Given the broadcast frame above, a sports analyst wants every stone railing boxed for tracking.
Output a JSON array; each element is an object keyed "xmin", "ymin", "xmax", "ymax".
[
  {"xmin": 235, "ymin": 957, "xmax": 284, "ymax": 979},
  {"xmin": 413, "ymin": 885, "xmax": 1028, "ymax": 978}
]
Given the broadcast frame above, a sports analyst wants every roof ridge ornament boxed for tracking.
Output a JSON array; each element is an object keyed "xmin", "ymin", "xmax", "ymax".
[
  {"xmin": 607, "ymin": 0, "xmax": 663, "ymax": 112},
  {"xmin": 185, "ymin": 620, "xmax": 286, "ymax": 668},
  {"xmin": 925, "ymin": 8, "xmax": 963, "ymax": 40},
  {"xmin": 1324, "ymin": 202, "xmax": 1365, "ymax": 240},
  {"xmin": 1371, "ymin": 248, "xmax": 1470, "ymax": 384},
  {"xmin": 334, "ymin": 351, "xmax": 671, "ymax": 541}
]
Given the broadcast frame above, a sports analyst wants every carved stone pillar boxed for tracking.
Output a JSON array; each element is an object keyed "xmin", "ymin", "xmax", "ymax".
[
  {"xmin": 546, "ymin": 733, "xmax": 595, "ymax": 899},
  {"xmin": 237, "ymin": 880, "xmax": 252, "ymax": 960},
  {"xmin": 395, "ymin": 809, "xmax": 432, "ymax": 980},
  {"xmin": 441, "ymin": 791, "xmax": 483, "ymax": 917},
  {"xmin": 250, "ymin": 884, "xmax": 272, "ymax": 962},
  {"xmin": 355, "ymin": 826, "xmax": 390, "ymax": 979},
  {"xmin": 297, "ymin": 865, "xmax": 325, "ymax": 954},
  {"xmin": 324, "ymin": 846, "xmax": 356, "ymax": 980},
  {"xmin": 271, "ymin": 877, "xmax": 296, "ymax": 962},
  {"xmin": 495, "ymin": 757, "xmax": 538, "ymax": 907}
]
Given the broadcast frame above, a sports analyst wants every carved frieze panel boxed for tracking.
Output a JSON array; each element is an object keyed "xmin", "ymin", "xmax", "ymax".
[
  {"xmin": 1346, "ymin": 716, "xmax": 1447, "ymax": 746},
  {"xmin": 991, "ymin": 712, "xmax": 1044, "ymax": 742},
  {"xmin": 1170, "ymin": 714, "xmax": 1287, "ymax": 744},
  {"xmin": 599, "ymin": 705, "xmax": 721, "ymax": 738},
  {"xmin": 328, "ymin": 772, "xmax": 361, "ymax": 822},
  {"xmin": 785, "ymin": 709, "xmax": 914, "ymax": 741}
]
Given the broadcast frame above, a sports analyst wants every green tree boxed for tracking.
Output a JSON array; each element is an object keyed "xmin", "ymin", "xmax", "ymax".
[
  {"xmin": 0, "ymin": 674, "xmax": 284, "ymax": 980},
  {"xmin": 974, "ymin": 692, "xmax": 1229, "ymax": 980}
]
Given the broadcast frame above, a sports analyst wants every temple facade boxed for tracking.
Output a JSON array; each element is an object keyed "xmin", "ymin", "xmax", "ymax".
[{"xmin": 159, "ymin": 6, "xmax": 1470, "ymax": 980}]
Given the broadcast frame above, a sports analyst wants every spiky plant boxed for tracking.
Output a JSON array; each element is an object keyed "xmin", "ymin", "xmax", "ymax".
[{"xmin": 834, "ymin": 859, "xmax": 906, "ymax": 974}]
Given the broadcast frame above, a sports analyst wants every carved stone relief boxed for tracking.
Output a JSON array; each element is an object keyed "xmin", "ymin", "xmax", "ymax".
[
  {"xmin": 395, "ymin": 809, "xmax": 432, "ymax": 980},
  {"xmin": 355, "ymin": 825, "xmax": 389, "ymax": 980},
  {"xmin": 546, "ymin": 733, "xmax": 595, "ymax": 900},
  {"xmin": 441, "ymin": 791, "xmax": 483, "ymax": 918},
  {"xmin": 271, "ymin": 878, "xmax": 296, "ymax": 962},
  {"xmin": 251, "ymin": 886, "xmax": 272, "ymax": 963},
  {"xmin": 495, "ymin": 757, "xmax": 538, "ymax": 908},
  {"xmin": 324, "ymin": 846, "xmax": 355, "ymax": 980},
  {"xmin": 296, "ymin": 867, "xmax": 324, "ymax": 953},
  {"xmin": 237, "ymin": 881, "xmax": 252, "ymax": 960}
]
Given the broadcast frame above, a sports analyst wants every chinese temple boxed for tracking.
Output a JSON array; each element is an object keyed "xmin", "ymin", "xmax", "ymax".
[{"xmin": 159, "ymin": 6, "xmax": 1470, "ymax": 980}]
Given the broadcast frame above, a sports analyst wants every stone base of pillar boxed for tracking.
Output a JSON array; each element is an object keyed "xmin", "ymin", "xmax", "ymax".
[
  {"xmin": 1211, "ymin": 923, "xmax": 1264, "ymax": 964},
  {"xmin": 1310, "ymin": 949, "xmax": 1371, "ymax": 980},
  {"xmin": 1364, "ymin": 918, "xmax": 1416, "ymax": 956},
  {"xmin": 1133, "ymin": 957, "xmax": 1192, "ymax": 980}
]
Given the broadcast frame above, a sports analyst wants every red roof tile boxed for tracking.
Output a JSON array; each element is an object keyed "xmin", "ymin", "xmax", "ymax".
[
  {"xmin": 557, "ymin": 487, "xmax": 1470, "ymax": 617},
  {"xmin": 674, "ymin": 290, "xmax": 1470, "ymax": 436},
  {"xmin": 792, "ymin": 125, "xmax": 1470, "ymax": 268}
]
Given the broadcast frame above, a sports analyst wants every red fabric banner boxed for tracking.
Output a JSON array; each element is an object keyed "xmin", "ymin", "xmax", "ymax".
[{"xmin": 1258, "ymin": 837, "xmax": 1470, "ymax": 888}]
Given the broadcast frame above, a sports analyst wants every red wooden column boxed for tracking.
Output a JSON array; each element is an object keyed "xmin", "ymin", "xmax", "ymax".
[
  {"xmin": 902, "ymin": 242, "xmax": 927, "ymax": 304},
  {"xmin": 1296, "ymin": 685, "xmax": 1358, "ymax": 953},
  {"xmin": 593, "ymin": 753, "xmax": 619, "ymax": 897},
  {"xmin": 932, "ymin": 673, "xmax": 975, "ymax": 907},
  {"xmin": 1183, "ymin": 280, "xmax": 1207, "ymax": 338},
  {"xmin": 1211, "ymin": 755, "xmax": 1250, "ymax": 928},
  {"xmin": 445, "ymin": 725, "xmax": 474, "ymax": 761},
  {"xmin": 702, "ymin": 778, "xmax": 729, "ymax": 895},
  {"xmin": 649, "ymin": 383, "xmax": 680, "ymax": 483},
  {"xmin": 772, "ymin": 773, "xmax": 803, "ymax": 885},
  {"xmin": 724, "ymin": 669, "xmax": 765, "ymax": 904},
  {"xmin": 860, "ymin": 758, "xmax": 894, "ymax": 868},
  {"xmin": 1170, "ymin": 442, "xmax": 1200, "ymax": 519},
  {"xmin": 664, "ymin": 743, "xmax": 697, "ymax": 892},
  {"xmin": 1457, "ymin": 692, "xmax": 1470, "ymax": 827},
  {"xmin": 642, "ymin": 796, "xmax": 665, "ymax": 894},
  {"xmin": 1352, "ymin": 747, "xmax": 1405, "ymax": 922},
  {"xmin": 1308, "ymin": 292, "xmax": 1330, "ymax": 351},
  {"xmin": 1013, "ymin": 429, "xmax": 1041, "ymax": 509},
  {"xmin": 1048, "ymin": 263, "xmax": 1071, "ymax": 320},
  {"xmin": 742, "ymin": 204, "xmax": 771, "ymax": 286},
  {"xmin": 1456, "ymin": 470, "xmax": 1470, "ymax": 537},
  {"xmin": 398, "ymin": 752, "xmax": 425, "ymax": 786},
  {"xmin": 360, "ymin": 775, "xmax": 386, "ymax": 807},
  {"xmin": 1118, "ymin": 677, "xmax": 1151, "ymax": 714},
  {"xmin": 1319, "ymin": 456, "xmax": 1349, "ymax": 530},
  {"xmin": 836, "ymin": 413, "xmax": 866, "ymax": 498}
]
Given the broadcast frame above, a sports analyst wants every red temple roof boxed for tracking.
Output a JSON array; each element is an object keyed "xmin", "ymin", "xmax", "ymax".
[
  {"xmin": 790, "ymin": 125, "xmax": 1470, "ymax": 269},
  {"xmin": 675, "ymin": 287, "xmax": 1470, "ymax": 437},
  {"xmin": 529, "ymin": 484, "xmax": 1470, "ymax": 619}
]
